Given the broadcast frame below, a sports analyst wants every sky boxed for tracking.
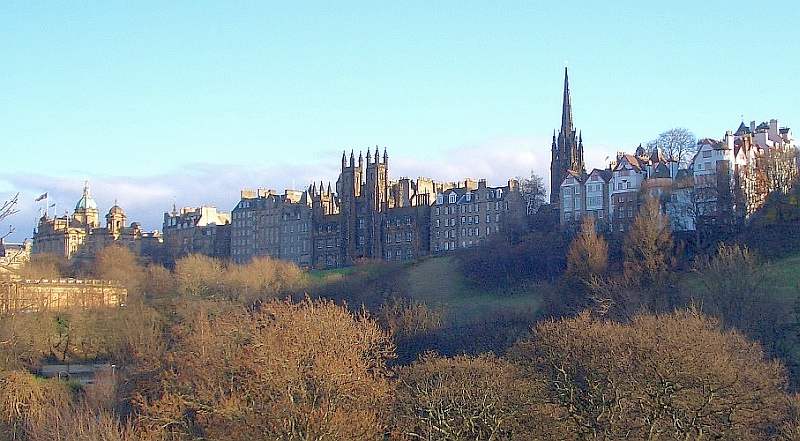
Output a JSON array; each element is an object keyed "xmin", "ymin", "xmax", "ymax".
[{"xmin": 1, "ymin": 1, "xmax": 798, "ymax": 241}]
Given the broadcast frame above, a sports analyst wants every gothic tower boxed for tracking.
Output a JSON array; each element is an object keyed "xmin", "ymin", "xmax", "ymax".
[{"xmin": 549, "ymin": 67, "xmax": 585, "ymax": 205}]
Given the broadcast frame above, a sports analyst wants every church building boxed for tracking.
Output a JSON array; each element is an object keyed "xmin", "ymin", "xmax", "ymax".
[{"xmin": 550, "ymin": 67, "xmax": 586, "ymax": 206}]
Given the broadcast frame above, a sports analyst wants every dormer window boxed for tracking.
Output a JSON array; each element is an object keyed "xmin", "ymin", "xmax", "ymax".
[
  {"xmin": 465, "ymin": 192, "xmax": 472, "ymax": 202},
  {"xmin": 496, "ymin": 189, "xmax": 503, "ymax": 199},
  {"xmin": 436, "ymin": 194, "xmax": 444, "ymax": 205},
  {"xmin": 449, "ymin": 193, "xmax": 457, "ymax": 204}
]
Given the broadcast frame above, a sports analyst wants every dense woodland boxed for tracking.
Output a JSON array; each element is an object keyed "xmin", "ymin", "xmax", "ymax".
[{"xmin": 3, "ymin": 185, "xmax": 800, "ymax": 440}]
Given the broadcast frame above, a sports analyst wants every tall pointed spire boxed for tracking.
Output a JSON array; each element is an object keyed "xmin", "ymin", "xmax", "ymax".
[{"xmin": 561, "ymin": 67, "xmax": 573, "ymax": 134}]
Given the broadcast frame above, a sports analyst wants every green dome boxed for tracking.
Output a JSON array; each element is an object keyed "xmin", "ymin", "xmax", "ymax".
[{"xmin": 75, "ymin": 182, "xmax": 98, "ymax": 211}]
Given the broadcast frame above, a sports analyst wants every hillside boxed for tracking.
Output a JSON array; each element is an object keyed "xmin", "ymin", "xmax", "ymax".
[{"xmin": 404, "ymin": 256, "xmax": 544, "ymax": 325}]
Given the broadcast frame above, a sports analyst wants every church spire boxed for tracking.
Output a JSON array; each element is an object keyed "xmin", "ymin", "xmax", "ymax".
[{"xmin": 561, "ymin": 67, "xmax": 573, "ymax": 135}]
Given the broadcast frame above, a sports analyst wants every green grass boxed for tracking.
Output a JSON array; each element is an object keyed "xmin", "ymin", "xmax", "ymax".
[
  {"xmin": 766, "ymin": 254, "xmax": 800, "ymax": 299},
  {"xmin": 404, "ymin": 256, "xmax": 544, "ymax": 325},
  {"xmin": 307, "ymin": 266, "xmax": 357, "ymax": 284}
]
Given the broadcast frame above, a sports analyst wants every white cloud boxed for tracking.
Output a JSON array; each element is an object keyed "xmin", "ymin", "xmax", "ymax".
[{"xmin": 0, "ymin": 137, "xmax": 628, "ymax": 242}]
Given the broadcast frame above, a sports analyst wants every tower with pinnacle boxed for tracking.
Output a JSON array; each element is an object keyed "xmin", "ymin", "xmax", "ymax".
[{"xmin": 549, "ymin": 67, "xmax": 585, "ymax": 206}]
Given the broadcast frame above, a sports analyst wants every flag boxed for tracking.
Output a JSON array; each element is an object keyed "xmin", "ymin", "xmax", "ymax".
[{"xmin": 34, "ymin": 193, "xmax": 47, "ymax": 202}]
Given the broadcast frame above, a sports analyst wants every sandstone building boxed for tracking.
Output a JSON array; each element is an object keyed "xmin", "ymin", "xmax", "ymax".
[
  {"xmin": 32, "ymin": 182, "xmax": 162, "ymax": 261},
  {"xmin": 430, "ymin": 179, "xmax": 523, "ymax": 253},
  {"xmin": 163, "ymin": 206, "xmax": 231, "ymax": 263},
  {"xmin": 231, "ymin": 148, "xmax": 524, "ymax": 268},
  {"xmin": 0, "ymin": 275, "xmax": 126, "ymax": 314}
]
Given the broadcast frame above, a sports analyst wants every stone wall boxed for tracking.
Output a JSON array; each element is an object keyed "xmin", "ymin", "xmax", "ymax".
[{"xmin": 0, "ymin": 278, "xmax": 127, "ymax": 314}]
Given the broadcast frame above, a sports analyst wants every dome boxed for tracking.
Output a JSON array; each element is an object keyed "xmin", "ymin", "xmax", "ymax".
[
  {"xmin": 75, "ymin": 182, "xmax": 98, "ymax": 211},
  {"xmin": 107, "ymin": 204, "xmax": 125, "ymax": 216}
]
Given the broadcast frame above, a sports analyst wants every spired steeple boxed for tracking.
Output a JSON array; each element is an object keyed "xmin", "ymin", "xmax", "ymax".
[
  {"xmin": 549, "ymin": 67, "xmax": 585, "ymax": 206},
  {"xmin": 561, "ymin": 67, "xmax": 573, "ymax": 135}
]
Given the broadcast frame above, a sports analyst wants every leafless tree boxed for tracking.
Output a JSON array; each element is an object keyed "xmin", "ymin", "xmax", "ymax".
[
  {"xmin": 646, "ymin": 127, "xmax": 697, "ymax": 166},
  {"xmin": 0, "ymin": 193, "xmax": 21, "ymax": 273},
  {"xmin": 516, "ymin": 171, "xmax": 547, "ymax": 215}
]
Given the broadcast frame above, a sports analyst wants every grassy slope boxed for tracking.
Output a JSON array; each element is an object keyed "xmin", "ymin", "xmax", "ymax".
[
  {"xmin": 404, "ymin": 256, "xmax": 543, "ymax": 325},
  {"xmin": 767, "ymin": 254, "xmax": 800, "ymax": 299}
]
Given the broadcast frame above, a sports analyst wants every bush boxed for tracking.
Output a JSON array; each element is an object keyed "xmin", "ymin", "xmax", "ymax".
[
  {"xmin": 458, "ymin": 231, "xmax": 567, "ymax": 291},
  {"xmin": 133, "ymin": 298, "xmax": 395, "ymax": 440},
  {"xmin": 393, "ymin": 353, "xmax": 535, "ymax": 440},
  {"xmin": 510, "ymin": 309, "xmax": 792, "ymax": 439}
]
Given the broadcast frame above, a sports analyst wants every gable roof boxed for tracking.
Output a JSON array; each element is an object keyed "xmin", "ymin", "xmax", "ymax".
[{"xmin": 588, "ymin": 168, "xmax": 612, "ymax": 181}]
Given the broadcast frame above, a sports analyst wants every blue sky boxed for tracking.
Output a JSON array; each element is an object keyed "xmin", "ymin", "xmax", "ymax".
[{"xmin": 1, "ymin": 1, "xmax": 798, "ymax": 240}]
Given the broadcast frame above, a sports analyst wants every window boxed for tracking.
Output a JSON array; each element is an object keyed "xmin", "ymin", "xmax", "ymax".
[
  {"xmin": 435, "ymin": 207, "xmax": 440, "ymax": 215},
  {"xmin": 574, "ymin": 186, "xmax": 580, "ymax": 195},
  {"xmin": 703, "ymin": 150, "xmax": 712, "ymax": 158},
  {"xmin": 461, "ymin": 216, "xmax": 466, "ymax": 224},
  {"xmin": 449, "ymin": 193, "xmax": 457, "ymax": 203},
  {"xmin": 435, "ymin": 219, "xmax": 440, "ymax": 228},
  {"xmin": 465, "ymin": 192, "xmax": 472, "ymax": 202},
  {"xmin": 436, "ymin": 194, "xmax": 444, "ymax": 205}
]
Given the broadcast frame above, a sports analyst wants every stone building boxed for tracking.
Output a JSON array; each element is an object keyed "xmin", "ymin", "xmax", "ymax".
[
  {"xmin": 162, "ymin": 206, "xmax": 231, "ymax": 263},
  {"xmin": 560, "ymin": 168, "xmax": 612, "ymax": 230},
  {"xmin": 430, "ymin": 179, "xmax": 523, "ymax": 254},
  {"xmin": 0, "ymin": 240, "xmax": 31, "ymax": 272},
  {"xmin": 558, "ymin": 119, "xmax": 797, "ymax": 234},
  {"xmin": 32, "ymin": 183, "xmax": 162, "ymax": 261},
  {"xmin": 231, "ymin": 148, "xmax": 524, "ymax": 268},
  {"xmin": 0, "ymin": 276, "xmax": 126, "ymax": 314},
  {"xmin": 231, "ymin": 189, "xmax": 313, "ymax": 267}
]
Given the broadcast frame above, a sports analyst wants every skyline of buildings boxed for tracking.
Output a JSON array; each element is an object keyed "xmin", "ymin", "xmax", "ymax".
[{"xmin": 25, "ymin": 68, "xmax": 799, "ymax": 265}]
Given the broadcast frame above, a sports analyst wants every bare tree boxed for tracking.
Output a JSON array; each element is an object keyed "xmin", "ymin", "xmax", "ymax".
[
  {"xmin": 623, "ymin": 197, "xmax": 673, "ymax": 286},
  {"xmin": 517, "ymin": 171, "xmax": 547, "ymax": 215},
  {"xmin": 0, "ymin": 193, "xmax": 21, "ymax": 272},
  {"xmin": 646, "ymin": 127, "xmax": 697, "ymax": 166},
  {"xmin": 566, "ymin": 216, "xmax": 608, "ymax": 284},
  {"xmin": 763, "ymin": 144, "xmax": 799, "ymax": 194}
]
